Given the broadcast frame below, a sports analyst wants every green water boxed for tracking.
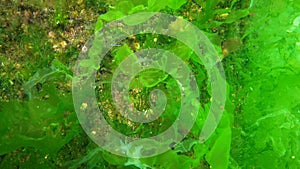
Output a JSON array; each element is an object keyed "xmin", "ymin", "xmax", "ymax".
[{"xmin": 0, "ymin": 0, "xmax": 299, "ymax": 168}]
